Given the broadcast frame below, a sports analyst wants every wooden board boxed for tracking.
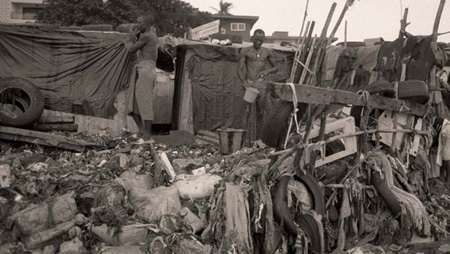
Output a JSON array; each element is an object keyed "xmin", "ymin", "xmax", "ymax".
[
  {"xmin": 0, "ymin": 126, "xmax": 99, "ymax": 152},
  {"xmin": 34, "ymin": 123, "xmax": 79, "ymax": 132},
  {"xmin": 255, "ymin": 81, "xmax": 428, "ymax": 116}
]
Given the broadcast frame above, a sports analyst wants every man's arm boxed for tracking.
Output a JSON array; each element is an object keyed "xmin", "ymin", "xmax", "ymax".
[
  {"xmin": 238, "ymin": 49, "xmax": 247, "ymax": 81},
  {"xmin": 260, "ymin": 49, "xmax": 278, "ymax": 77},
  {"xmin": 128, "ymin": 33, "xmax": 150, "ymax": 53}
]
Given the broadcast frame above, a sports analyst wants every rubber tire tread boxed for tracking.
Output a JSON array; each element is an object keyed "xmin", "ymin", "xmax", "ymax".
[
  {"xmin": 0, "ymin": 78, "xmax": 44, "ymax": 127},
  {"xmin": 397, "ymin": 80, "xmax": 429, "ymax": 103},
  {"xmin": 295, "ymin": 173, "xmax": 325, "ymax": 216},
  {"xmin": 261, "ymin": 99, "xmax": 293, "ymax": 148}
]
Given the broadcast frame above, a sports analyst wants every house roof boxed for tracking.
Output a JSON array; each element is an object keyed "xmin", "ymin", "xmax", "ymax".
[{"xmin": 212, "ymin": 14, "xmax": 259, "ymax": 21}]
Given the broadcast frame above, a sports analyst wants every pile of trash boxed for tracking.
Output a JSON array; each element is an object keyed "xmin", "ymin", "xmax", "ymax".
[{"xmin": 0, "ymin": 122, "xmax": 449, "ymax": 254}]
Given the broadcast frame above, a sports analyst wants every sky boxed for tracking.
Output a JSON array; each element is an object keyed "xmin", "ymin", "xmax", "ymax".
[{"xmin": 184, "ymin": 0, "xmax": 450, "ymax": 43}]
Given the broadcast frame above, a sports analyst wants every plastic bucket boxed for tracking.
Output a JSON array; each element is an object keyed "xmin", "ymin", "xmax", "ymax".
[
  {"xmin": 217, "ymin": 128, "xmax": 245, "ymax": 155},
  {"xmin": 243, "ymin": 87, "xmax": 260, "ymax": 103}
]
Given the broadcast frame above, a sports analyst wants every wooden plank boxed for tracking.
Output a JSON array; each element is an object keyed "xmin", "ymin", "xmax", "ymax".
[
  {"xmin": 179, "ymin": 50, "xmax": 195, "ymax": 133},
  {"xmin": 256, "ymin": 81, "xmax": 428, "ymax": 116},
  {"xmin": 0, "ymin": 133, "xmax": 85, "ymax": 152},
  {"xmin": 0, "ymin": 126, "xmax": 99, "ymax": 151},
  {"xmin": 34, "ymin": 123, "xmax": 79, "ymax": 132},
  {"xmin": 39, "ymin": 110, "xmax": 75, "ymax": 123},
  {"xmin": 39, "ymin": 115, "xmax": 75, "ymax": 123}
]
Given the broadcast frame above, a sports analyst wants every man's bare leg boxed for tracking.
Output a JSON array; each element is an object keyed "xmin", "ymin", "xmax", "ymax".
[
  {"xmin": 143, "ymin": 120, "xmax": 153, "ymax": 140},
  {"xmin": 444, "ymin": 161, "xmax": 450, "ymax": 184},
  {"xmin": 132, "ymin": 114, "xmax": 145, "ymax": 137}
]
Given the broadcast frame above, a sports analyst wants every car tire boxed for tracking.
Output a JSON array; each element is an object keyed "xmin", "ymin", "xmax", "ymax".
[
  {"xmin": 0, "ymin": 78, "xmax": 44, "ymax": 127},
  {"xmin": 397, "ymin": 80, "xmax": 429, "ymax": 104}
]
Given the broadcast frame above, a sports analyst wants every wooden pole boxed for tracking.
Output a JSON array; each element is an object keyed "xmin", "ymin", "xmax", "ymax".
[
  {"xmin": 299, "ymin": 0, "xmax": 311, "ymax": 46},
  {"xmin": 399, "ymin": 7, "xmax": 409, "ymax": 38},
  {"xmin": 438, "ymin": 30, "xmax": 450, "ymax": 36},
  {"xmin": 299, "ymin": 35, "xmax": 318, "ymax": 85},
  {"xmin": 288, "ymin": 21, "xmax": 311, "ymax": 83},
  {"xmin": 432, "ymin": 0, "xmax": 446, "ymax": 43},
  {"xmin": 307, "ymin": 2, "xmax": 337, "ymax": 86},
  {"xmin": 328, "ymin": 0, "xmax": 350, "ymax": 46},
  {"xmin": 344, "ymin": 21, "xmax": 347, "ymax": 48}
]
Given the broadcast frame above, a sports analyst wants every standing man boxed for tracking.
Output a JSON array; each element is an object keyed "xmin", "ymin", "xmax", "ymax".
[
  {"xmin": 238, "ymin": 29, "xmax": 278, "ymax": 83},
  {"xmin": 238, "ymin": 29, "xmax": 278, "ymax": 139},
  {"xmin": 126, "ymin": 15, "xmax": 158, "ymax": 140}
]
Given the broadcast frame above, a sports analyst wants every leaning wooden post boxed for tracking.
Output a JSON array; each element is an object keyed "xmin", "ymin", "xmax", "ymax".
[
  {"xmin": 432, "ymin": 0, "xmax": 446, "ymax": 44},
  {"xmin": 327, "ymin": 0, "xmax": 350, "ymax": 46},
  {"xmin": 299, "ymin": 0, "xmax": 311, "ymax": 45},
  {"xmin": 307, "ymin": 2, "xmax": 337, "ymax": 86},
  {"xmin": 398, "ymin": 8, "xmax": 409, "ymax": 38},
  {"xmin": 344, "ymin": 21, "xmax": 347, "ymax": 48},
  {"xmin": 289, "ymin": 21, "xmax": 311, "ymax": 83}
]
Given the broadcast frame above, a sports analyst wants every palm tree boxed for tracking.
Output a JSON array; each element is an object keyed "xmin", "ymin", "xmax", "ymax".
[{"xmin": 210, "ymin": 0, "xmax": 233, "ymax": 15}]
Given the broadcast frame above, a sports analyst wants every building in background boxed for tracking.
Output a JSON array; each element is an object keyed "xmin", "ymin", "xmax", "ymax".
[
  {"xmin": 0, "ymin": 0, "xmax": 44, "ymax": 24},
  {"xmin": 210, "ymin": 14, "xmax": 259, "ymax": 42},
  {"xmin": 265, "ymin": 31, "xmax": 301, "ymax": 45}
]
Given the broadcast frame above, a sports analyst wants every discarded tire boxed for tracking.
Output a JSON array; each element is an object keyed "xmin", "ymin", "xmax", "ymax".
[
  {"xmin": 295, "ymin": 173, "xmax": 325, "ymax": 216},
  {"xmin": 274, "ymin": 176, "xmax": 324, "ymax": 254},
  {"xmin": 0, "ymin": 78, "xmax": 44, "ymax": 127},
  {"xmin": 261, "ymin": 99, "xmax": 293, "ymax": 148},
  {"xmin": 397, "ymin": 80, "xmax": 429, "ymax": 104}
]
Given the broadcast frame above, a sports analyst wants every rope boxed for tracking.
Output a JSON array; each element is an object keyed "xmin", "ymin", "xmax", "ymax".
[
  {"xmin": 356, "ymin": 90, "xmax": 370, "ymax": 106},
  {"xmin": 284, "ymin": 83, "xmax": 301, "ymax": 149}
]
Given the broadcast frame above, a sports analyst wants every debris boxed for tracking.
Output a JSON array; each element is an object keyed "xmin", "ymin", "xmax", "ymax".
[
  {"xmin": 100, "ymin": 246, "xmax": 146, "ymax": 254},
  {"xmin": 0, "ymin": 163, "xmax": 11, "ymax": 188},
  {"xmin": 59, "ymin": 237, "xmax": 87, "ymax": 254},
  {"xmin": 117, "ymin": 171, "xmax": 154, "ymax": 191},
  {"xmin": 91, "ymin": 224, "xmax": 149, "ymax": 246},
  {"xmin": 159, "ymin": 152, "xmax": 176, "ymax": 182},
  {"xmin": 130, "ymin": 185, "xmax": 181, "ymax": 223},
  {"xmin": 174, "ymin": 173, "xmax": 222, "ymax": 200},
  {"xmin": 24, "ymin": 219, "xmax": 76, "ymax": 249},
  {"xmin": 12, "ymin": 192, "xmax": 78, "ymax": 236},
  {"xmin": 179, "ymin": 207, "xmax": 205, "ymax": 233}
]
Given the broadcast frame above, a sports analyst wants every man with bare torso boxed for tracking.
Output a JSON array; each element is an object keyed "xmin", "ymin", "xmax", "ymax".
[
  {"xmin": 127, "ymin": 15, "xmax": 159, "ymax": 140},
  {"xmin": 238, "ymin": 29, "xmax": 278, "ymax": 137}
]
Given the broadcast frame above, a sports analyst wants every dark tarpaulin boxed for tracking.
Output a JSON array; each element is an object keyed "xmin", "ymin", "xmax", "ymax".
[
  {"xmin": 185, "ymin": 44, "xmax": 293, "ymax": 139},
  {"xmin": 0, "ymin": 25, "xmax": 133, "ymax": 118}
]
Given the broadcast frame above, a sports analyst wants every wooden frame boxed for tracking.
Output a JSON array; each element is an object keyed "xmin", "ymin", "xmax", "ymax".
[{"xmin": 303, "ymin": 117, "xmax": 357, "ymax": 168}]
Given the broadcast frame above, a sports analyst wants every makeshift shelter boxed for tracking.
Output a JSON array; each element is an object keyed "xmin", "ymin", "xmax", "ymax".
[{"xmin": 0, "ymin": 25, "xmax": 176, "ymax": 135}]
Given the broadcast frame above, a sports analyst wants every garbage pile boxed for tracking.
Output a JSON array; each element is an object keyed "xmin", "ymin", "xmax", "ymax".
[{"xmin": 0, "ymin": 119, "xmax": 449, "ymax": 254}]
